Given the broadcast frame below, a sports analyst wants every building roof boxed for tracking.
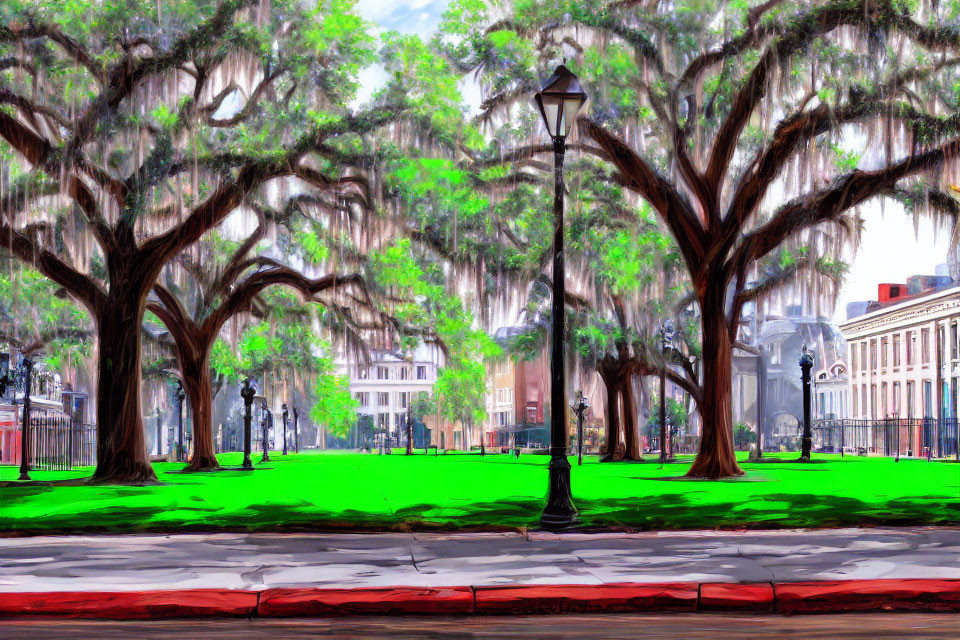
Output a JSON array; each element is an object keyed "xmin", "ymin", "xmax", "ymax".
[{"xmin": 839, "ymin": 284, "xmax": 960, "ymax": 330}]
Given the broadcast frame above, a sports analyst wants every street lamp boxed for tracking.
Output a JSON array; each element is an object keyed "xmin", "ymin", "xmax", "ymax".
[
  {"xmin": 534, "ymin": 63, "xmax": 587, "ymax": 530},
  {"xmin": 261, "ymin": 399, "xmax": 271, "ymax": 463},
  {"xmin": 659, "ymin": 320, "xmax": 675, "ymax": 464},
  {"xmin": 282, "ymin": 403, "xmax": 289, "ymax": 456},
  {"xmin": 799, "ymin": 345, "xmax": 815, "ymax": 461},
  {"xmin": 156, "ymin": 408, "xmax": 163, "ymax": 457},
  {"xmin": 18, "ymin": 356, "xmax": 35, "ymax": 481},
  {"xmin": 571, "ymin": 391, "xmax": 589, "ymax": 466},
  {"xmin": 175, "ymin": 381, "xmax": 185, "ymax": 463},
  {"xmin": 293, "ymin": 406, "xmax": 299, "ymax": 453},
  {"xmin": 240, "ymin": 378, "xmax": 256, "ymax": 470}
]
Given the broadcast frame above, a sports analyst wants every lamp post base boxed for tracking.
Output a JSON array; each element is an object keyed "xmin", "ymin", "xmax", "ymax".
[
  {"xmin": 241, "ymin": 457, "xmax": 254, "ymax": 470},
  {"xmin": 18, "ymin": 469, "xmax": 30, "ymax": 481},
  {"xmin": 540, "ymin": 454, "xmax": 579, "ymax": 530}
]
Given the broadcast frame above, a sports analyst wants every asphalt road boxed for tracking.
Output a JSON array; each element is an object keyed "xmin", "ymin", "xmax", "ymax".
[{"xmin": 2, "ymin": 614, "xmax": 959, "ymax": 639}]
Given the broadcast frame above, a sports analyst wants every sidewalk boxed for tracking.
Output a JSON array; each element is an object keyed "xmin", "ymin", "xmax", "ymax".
[{"xmin": 1, "ymin": 527, "xmax": 959, "ymax": 618}]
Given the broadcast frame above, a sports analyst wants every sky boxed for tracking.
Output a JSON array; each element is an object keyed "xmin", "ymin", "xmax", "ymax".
[{"xmin": 354, "ymin": 0, "xmax": 954, "ymax": 326}]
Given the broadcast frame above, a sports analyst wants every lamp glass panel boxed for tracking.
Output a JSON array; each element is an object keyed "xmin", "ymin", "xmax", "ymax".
[
  {"xmin": 540, "ymin": 99, "xmax": 560, "ymax": 137},
  {"xmin": 561, "ymin": 97, "xmax": 582, "ymax": 136},
  {"xmin": 0, "ymin": 354, "xmax": 7, "ymax": 379}
]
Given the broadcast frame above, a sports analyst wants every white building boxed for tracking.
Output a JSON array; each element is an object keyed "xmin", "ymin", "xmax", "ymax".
[
  {"xmin": 813, "ymin": 360, "xmax": 849, "ymax": 420},
  {"xmin": 840, "ymin": 284, "xmax": 960, "ymax": 423},
  {"xmin": 343, "ymin": 344, "xmax": 443, "ymax": 443}
]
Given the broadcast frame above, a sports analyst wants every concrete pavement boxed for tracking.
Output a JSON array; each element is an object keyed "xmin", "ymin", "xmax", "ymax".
[{"xmin": 1, "ymin": 527, "xmax": 960, "ymax": 617}]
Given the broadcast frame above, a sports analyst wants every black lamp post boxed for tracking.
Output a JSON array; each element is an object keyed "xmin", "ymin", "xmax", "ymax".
[
  {"xmin": 240, "ymin": 378, "xmax": 255, "ymax": 470},
  {"xmin": 18, "ymin": 357, "xmax": 34, "ymax": 481},
  {"xmin": 156, "ymin": 410, "xmax": 163, "ymax": 457},
  {"xmin": 261, "ymin": 400, "xmax": 271, "ymax": 462},
  {"xmin": 534, "ymin": 63, "xmax": 587, "ymax": 530},
  {"xmin": 293, "ymin": 406, "xmax": 299, "ymax": 453},
  {"xmin": 799, "ymin": 345, "xmax": 815, "ymax": 461},
  {"xmin": 659, "ymin": 321, "xmax": 675, "ymax": 464},
  {"xmin": 572, "ymin": 391, "xmax": 589, "ymax": 466},
  {"xmin": 282, "ymin": 403, "xmax": 289, "ymax": 455},
  {"xmin": 175, "ymin": 381, "xmax": 185, "ymax": 462}
]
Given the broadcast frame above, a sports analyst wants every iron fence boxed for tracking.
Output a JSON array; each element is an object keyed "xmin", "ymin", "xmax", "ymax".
[
  {"xmin": 812, "ymin": 418, "xmax": 960, "ymax": 459},
  {"xmin": 28, "ymin": 410, "xmax": 96, "ymax": 470}
]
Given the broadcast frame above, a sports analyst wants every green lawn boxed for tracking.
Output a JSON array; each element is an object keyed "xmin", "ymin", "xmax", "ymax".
[{"xmin": 1, "ymin": 450, "xmax": 957, "ymax": 534}]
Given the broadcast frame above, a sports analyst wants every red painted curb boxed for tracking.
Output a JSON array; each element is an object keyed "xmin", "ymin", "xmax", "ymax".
[
  {"xmin": 3, "ymin": 579, "xmax": 960, "ymax": 618},
  {"xmin": 474, "ymin": 583, "xmax": 699, "ymax": 615},
  {"xmin": 257, "ymin": 586, "xmax": 474, "ymax": 617},
  {"xmin": 700, "ymin": 582, "xmax": 775, "ymax": 612},
  {"xmin": 0, "ymin": 589, "xmax": 259, "ymax": 619},
  {"xmin": 776, "ymin": 579, "xmax": 960, "ymax": 614}
]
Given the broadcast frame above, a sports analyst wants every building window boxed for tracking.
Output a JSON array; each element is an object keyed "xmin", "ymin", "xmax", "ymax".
[
  {"xmin": 953, "ymin": 323, "xmax": 959, "ymax": 360},
  {"xmin": 416, "ymin": 365, "xmax": 427, "ymax": 380},
  {"xmin": 852, "ymin": 384, "xmax": 858, "ymax": 416},
  {"xmin": 952, "ymin": 377, "xmax": 959, "ymax": 419},
  {"xmin": 399, "ymin": 367, "xmax": 409, "ymax": 380},
  {"xmin": 923, "ymin": 380, "xmax": 933, "ymax": 418},
  {"xmin": 880, "ymin": 337, "xmax": 888, "ymax": 368},
  {"xmin": 358, "ymin": 366, "xmax": 369, "ymax": 379},
  {"xmin": 399, "ymin": 392, "xmax": 408, "ymax": 409},
  {"xmin": 870, "ymin": 384, "xmax": 877, "ymax": 420},
  {"xmin": 906, "ymin": 381, "xmax": 915, "ymax": 418},
  {"xmin": 939, "ymin": 324, "xmax": 946, "ymax": 365},
  {"xmin": 355, "ymin": 392, "xmax": 369, "ymax": 407},
  {"xmin": 377, "ymin": 392, "xmax": 389, "ymax": 407},
  {"xmin": 377, "ymin": 366, "xmax": 389, "ymax": 380},
  {"xmin": 860, "ymin": 342, "xmax": 867, "ymax": 372},
  {"xmin": 893, "ymin": 334, "xmax": 901, "ymax": 367},
  {"xmin": 921, "ymin": 328, "xmax": 930, "ymax": 364},
  {"xmin": 880, "ymin": 382, "xmax": 888, "ymax": 417},
  {"xmin": 906, "ymin": 331, "xmax": 915, "ymax": 365},
  {"xmin": 893, "ymin": 382, "xmax": 901, "ymax": 415},
  {"xmin": 861, "ymin": 385, "xmax": 867, "ymax": 419},
  {"xmin": 851, "ymin": 345, "xmax": 858, "ymax": 372},
  {"xmin": 869, "ymin": 339, "xmax": 877, "ymax": 369}
]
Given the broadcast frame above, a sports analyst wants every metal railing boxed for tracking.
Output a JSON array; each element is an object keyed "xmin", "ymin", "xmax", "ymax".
[
  {"xmin": 812, "ymin": 418, "xmax": 960, "ymax": 458},
  {"xmin": 28, "ymin": 410, "xmax": 96, "ymax": 470}
]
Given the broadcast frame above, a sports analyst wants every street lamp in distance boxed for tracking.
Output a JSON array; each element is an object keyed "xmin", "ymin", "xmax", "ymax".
[
  {"xmin": 282, "ymin": 403, "xmax": 289, "ymax": 456},
  {"xmin": 240, "ymin": 378, "xmax": 256, "ymax": 470},
  {"xmin": 534, "ymin": 63, "xmax": 587, "ymax": 531},
  {"xmin": 799, "ymin": 345, "xmax": 815, "ymax": 461},
  {"xmin": 175, "ymin": 381, "xmax": 185, "ymax": 463},
  {"xmin": 571, "ymin": 391, "xmax": 589, "ymax": 467},
  {"xmin": 659, "ymin": 320, "xmax": 675, "ymax": 464},
  {"xmin": 17, "ymin": 355, "xmax": 35, "ymax": 481},
  {"xmin": 260, "ymin": 399, "xmax": 272, "ymax": 463}
]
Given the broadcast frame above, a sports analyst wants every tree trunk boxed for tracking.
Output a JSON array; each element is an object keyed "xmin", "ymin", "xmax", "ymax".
[
  {"xmin": 687, "ymin": 290, "xmax": 744, "ymax": 479},
  {"xmin": 91, "ymin": 296, "xmax": 157, "ymax": 483},
  {"xmin": 621, "ymin": 379, "xmax": 642, "ymax": 460},
  {"xmin": 601, "ymin": 373, "xmax": 622, "ymax": 462},
  {"xmin": 181, "ymin": 346, "xmax": 219, "ymax": 471}
]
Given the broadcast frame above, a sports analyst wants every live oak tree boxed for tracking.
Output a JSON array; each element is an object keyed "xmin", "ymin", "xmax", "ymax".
[
  {"xmin": 441, "ymin": 0, "xmax": 960, "ymax": 478},
  {"xmin": 0, "ymin": 0, "xmax": 402, "ymax": 481},
  {"xmin": 147, "ymin": 216, "xmax": 370, "ymax": 470}
]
